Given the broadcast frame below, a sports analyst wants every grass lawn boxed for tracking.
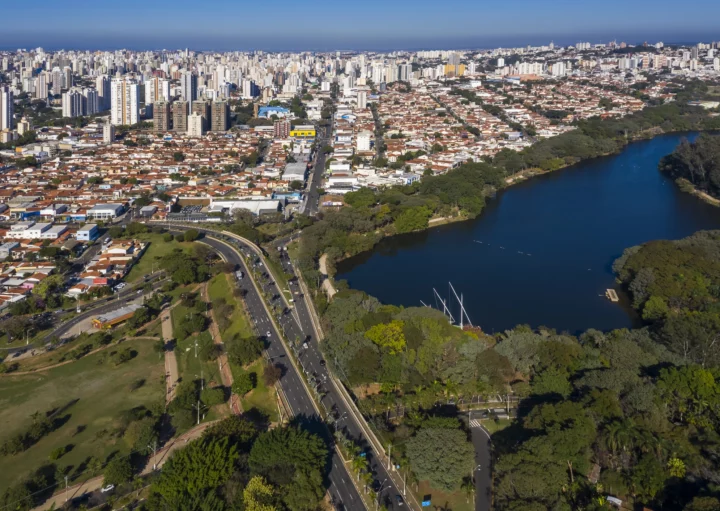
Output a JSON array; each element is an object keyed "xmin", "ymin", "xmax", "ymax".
[
  {"xmin": 0, "ymin": 338, "xmax": 164, "ymax": 490},
  {"xmin": 207, "ymin": 273, "xmax": 255, "ymax": 340},
  {"xmin": 416, "ymin": 481, "xmax": 473, "ymax": 511},
  {"xmin": 125, "ymin": 234, "xmax": 196, "ymax": 283},
  {"xmin": 481, "ymin": 418, "xmax": 512, "ymax": 435},
  {"xmin": 231, "ymin": 358, "xmax": 278, "ymax": 423},
  {"xmin": 171, "ymin": 305, "xmax": 225, "ymax": 422}
]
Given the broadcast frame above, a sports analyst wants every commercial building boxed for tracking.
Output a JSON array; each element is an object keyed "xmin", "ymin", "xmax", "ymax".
[
  {"xmin": 172, "ymin": 101, "xmax": 188, "ymax": 132},
  {"xmin": 87, "ymin": 204, "xmax": 124, "ymax": 220},
  {"xmin": 92, "ymin": 304, "xmax": 144, "ymax": 329},
  {"xmin": 357, "ymin": 131, "xmax": 372, "ymax": 151},
  {"xmin": 77, "ymin": 224, "xmax": 99, "ymax": 241},
  {"xmin": 110, "ymin": 78, "xmax": 139, "ymax": 126},
  {"xmin": 188, "ymin": 113, "xmax": 204, "ymax": 137},
  {"xmin": 210, "ymin": 100, "xmax": 229, "ymax": 132},
  {"xmin": 96, "ymin": 75, "xmax": 110, "ymax": 110},
  {"xmin": 290, "ymin": 125, "xmax": 316, "ymax": 139},
  {"xmin": 153, "ymin": 101, "xmax": 171, "ymax": 132}
]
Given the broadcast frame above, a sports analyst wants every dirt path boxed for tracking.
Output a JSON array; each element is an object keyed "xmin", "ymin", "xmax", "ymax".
[
  {"xmin": 318, "ymin": 254, "xmax": 337, "ymax": 300},
  {"xmin": 32, "ymin": 420, "xmax": 218, "ymax": 511},
  {"xmin": 161, "ymin": 308, "xmax": 179, "ymax": 404},
  {"xmin": 202, "ymin": 279, "xmax": 241, "ymax": 415}
]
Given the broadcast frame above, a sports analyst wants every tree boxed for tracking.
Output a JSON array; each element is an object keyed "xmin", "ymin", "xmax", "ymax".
[
  {"xmin": 151, "ymin": 436, "xmax": 238, "ymax": 509},
  {"xmin": 104, "ymin": 456, "xmax": 133, "ymax": 486},
  {"xmin": 183, "ymin": 229, "xmax": 199, "ymax": 242},
  {"xmin": 394, "ymin": 207, "xmax": 432, "ymax": 233},
  {"xmin": 629, "ymin": 454, "xmax": 666, "ymax": 502},
  {"xmin": 263, "ymin": 364, "xmax": 282, "ymax": 387},
  {"xmin": 249, "ymin": 426, "xmax": 328, "ymax": 511},
  {"xmin": 406, "ymin": 428, "xmax": 474, "ymax": 491},
  {"xmin": 227, "ymin": 336, "xmax": 264, "ymax": 366},
  {"xmin": 163, "ymin": 233, "xmax": 174, "ymax": 242},
  {"xmin": 173, "ymin": 152, "xmax": 185, "ymax": 162},
  {"xmin": 123, "ymin": 418, "xmax": 158, "ymax": 454},
  {"xmin": 201, "ymin": 387, "xmax": 226, "ymax": 406},
  {"xmin": 289, "ymin": 180, "xmax": 304, "ymax": 191},
  {"xmin": 233, "ymin": 371, "xmax": 256, "ymax": 396},
  {"xmin": 243, "ymin": 476, "xmax": 278, "ymax": 511},
  {"xmin": 365, "ymin": 320, "xmax": 406, "ymax": 354}
]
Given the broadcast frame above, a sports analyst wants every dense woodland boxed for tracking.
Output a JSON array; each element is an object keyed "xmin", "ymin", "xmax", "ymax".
[{"xmin": 659, "ymin": 133, "xmax": 720, "ymax": 198}]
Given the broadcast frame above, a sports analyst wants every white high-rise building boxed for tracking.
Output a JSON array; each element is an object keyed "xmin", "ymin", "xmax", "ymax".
[
  {"xmin": 83, "ymin": 88, "xmax": 99, "ymax": 115},
  {"xmin": 103, "ymin": 122, "xmax": 115, "ymax": 143},
  {"xmin": 188, "ymin": 113, "xmax": 205, "ymax": 137},
  {"xmin": 0, "ymin": 86, "xmax": 13, "ymax": 131},
  {"xmin": 357, "ymin": 89, "xmax": 367, "ymax": 109},
  {"xmin": 110, "ymin": 78, "xmax": 139, "ymax": 126},
  {"xmin": 62, "ymin": 88, "xmax": 84, "ymax": 118},
  {"xmin": 144, "ymin": 77, "xmax": 170, "ymax": 105},
  {"xmin": 35, "ymin": 73, "xmax": 48, "ymax": 100}
]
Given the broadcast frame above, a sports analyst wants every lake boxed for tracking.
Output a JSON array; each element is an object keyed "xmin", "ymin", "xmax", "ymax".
[{"xmin": 336, "ymin": 132, "xmax": 720, "ymax": 334}]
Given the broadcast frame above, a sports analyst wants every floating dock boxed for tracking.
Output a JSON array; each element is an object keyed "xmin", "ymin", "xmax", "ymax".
[{"xmin": 605, "ymin": 289, "xmax": 619, "ymax": 302}]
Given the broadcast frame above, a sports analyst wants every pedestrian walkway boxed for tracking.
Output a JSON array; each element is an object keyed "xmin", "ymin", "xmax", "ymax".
[
  {"xmin": 161, "ymin": 308, "xmax": 179, "ymax": 404},
  {"xmin": 470, "ymin": 419, "xmax": 483, "ymax": 428}
]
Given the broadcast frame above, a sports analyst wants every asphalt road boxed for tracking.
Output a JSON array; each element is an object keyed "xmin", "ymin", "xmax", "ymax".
[
  {"xmin": 302, "ymin": 125, "xmax": 330, "ymax": 216},
  {"xmin": 468, "ymin": 416, "xmax": 492, "ymax": 511},
  {"xmin": 210, "ymin": 232, "xmax": 411, "ymax": 510},
  {"xmin": 197, "ymin": 236, "xmax": 366, "ymax": 511}
]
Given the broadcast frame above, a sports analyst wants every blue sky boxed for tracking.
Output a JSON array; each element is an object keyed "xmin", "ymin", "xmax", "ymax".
[{"xmin": 2, "ymin": 0, "xmax": 718, "ymax": 51}]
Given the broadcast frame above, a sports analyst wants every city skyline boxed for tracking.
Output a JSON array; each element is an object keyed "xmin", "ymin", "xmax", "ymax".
[{"xmin": 1, "ymin": 0, "xmax": 719, "ymax": 51}]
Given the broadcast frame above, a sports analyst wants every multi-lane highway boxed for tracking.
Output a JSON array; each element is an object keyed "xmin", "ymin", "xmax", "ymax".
[
  {"xmin": 195, "ymin": 235, "xmax": 367, "ymax": 511},
  {"xmin": 301, "ymin": 124, "xmax": 331, "ymax": 216},
  {"xmin": 187, "ymin": 227, "xmax": 414, "ymax": 511}
]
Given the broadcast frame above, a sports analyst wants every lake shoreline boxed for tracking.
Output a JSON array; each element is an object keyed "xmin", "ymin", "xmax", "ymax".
[
  {"xmin": 329, "ymin": 129, "xmax": 703, "ymax": 279},
  {"xmin": 335, "ymin": 131, "xmax": 720, "ymax": 333}
]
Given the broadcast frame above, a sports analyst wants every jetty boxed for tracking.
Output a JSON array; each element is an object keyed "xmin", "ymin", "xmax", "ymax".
[{"xmin": 605, "ymin": 289, "xmax": 619, "ymax": 302}]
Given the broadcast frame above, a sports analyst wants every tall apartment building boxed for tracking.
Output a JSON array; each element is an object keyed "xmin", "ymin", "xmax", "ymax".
[
  {"xmin": 153, "ymin": 101, "xmax": 171, "ymax": 132},
  {"xmin": 145, "ymin": 76, "xmax": 170, "ymax": 105},
  {"xmin": 35, "ymin": 73, "xmax": 48, "ymax": 99},
  {"xmin": 103, "ymin": 122, "xmax": 115, "ymax": 143},
  {"xmin": 62, "ymin": 88, "xmax": 84, "ymax": 118},
  {"xmin": 191, "ymin": 100, "xmax": 210, "ymax": 130},
  {"xmin": 180, "ymin": 71, "xmax": 197, "ymax": 103},
  {"xmin": 210, "ymin": 100, "xmax": 229, "ymax": 132},
  {"xmin": 274, "ymin": 119, "xmax": 290, "ymax": 138},
  {"xmin": 172, "ymin": 101, "xmax": 188, "ymax": 132},
  {"xmin": 110, "ymin": 78, "xmax": 139, "ymax": 126},
  {"xmin": 188, "ymin": 113, "xmax": 205, "ymax": 137},
  {"xmin": 0, "ymin": 86, "xmax": 13, "ymax": 131},
  {"xmin": 96, "ymin": 75, "xmax": 110, "ymax": 110},
  {"xmin": 356, "ymin": 89, "xmax": 367, "ymax": 109}
]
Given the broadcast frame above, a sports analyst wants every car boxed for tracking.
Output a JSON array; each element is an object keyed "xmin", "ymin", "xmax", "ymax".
[
  {"xmin": 302, "ymin": 342, "xmax": 309, "ymax": 349},
  {"xmin": 319, "ymin": 359, "xmax": 326, "ymax": 366},
  {"xmin": 266, "ymin": 331, "xmax": 271, "ymax": 337},
  {"xmin": 137, "ymin": 290, "xmax": 142, "ymax": 294},
  {"xmin": 395, "ymin": 495, "xmax": 404, "ymax": 507},
  {"xmin": 100, "ymin": 485, "xmax": 115, "ymax": 493}
]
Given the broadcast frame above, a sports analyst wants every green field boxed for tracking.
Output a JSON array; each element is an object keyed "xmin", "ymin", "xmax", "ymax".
[
  {"xmin": 0, "ymin": 338, "xmax": 164, "ymax": 490},
  {"xmin": 416, "ymin": 480, "xmax": 473, "ymax": 511},
  {"xmin": 207, "ymin": 273, "xmax": 255, "ymax": 340},
  {"xmin": 171, "ymin": 305, "xmax": 224, "ymax": 423},
  {"xmin": 233, "ymin": 359, "xmax": 278, "ymax": 423},
  {"xmin": 125, "ymin": 234, "xmax": 196, "ymax": 283}
]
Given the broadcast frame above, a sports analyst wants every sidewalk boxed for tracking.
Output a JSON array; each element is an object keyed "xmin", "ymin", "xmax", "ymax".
[
  {"xmin": 33, "ymin": 421, "xmax": 218, "ymax": 511},
  {"xmin": 161, "ymin": 307, "xmax": 179, "ymax": 404}
]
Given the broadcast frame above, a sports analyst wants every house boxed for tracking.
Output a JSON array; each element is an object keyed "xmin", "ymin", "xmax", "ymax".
[{"xmin": 77, "ymin": 224, "xmax": 99, "ymax": 241}]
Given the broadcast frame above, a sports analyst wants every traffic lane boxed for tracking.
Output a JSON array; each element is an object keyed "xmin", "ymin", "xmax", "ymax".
[
  {"xmin": 470, "ymin": 424, "xmax": 492, "ymax": 511},
  {"xmin": 222, "ymin": 239, "xmax": 407, "ymax": 509},
  {"xmin": 201, "ymin": 239, "xmax": 365, "ymax": 511}
]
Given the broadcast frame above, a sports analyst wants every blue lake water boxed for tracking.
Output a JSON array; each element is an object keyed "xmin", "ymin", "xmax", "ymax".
[{"xmin": 336, "ymin": 133, "xmax": 720, "ymax": 334}]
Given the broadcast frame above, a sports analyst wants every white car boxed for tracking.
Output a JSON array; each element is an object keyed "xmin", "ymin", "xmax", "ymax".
[
  {"xmin": 266, "ymin": 331, "xmax": 271, "ymax": 337},
  {"xmin": 100, "ymin": 484, "xmax": 114, "ymax": 493}
]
